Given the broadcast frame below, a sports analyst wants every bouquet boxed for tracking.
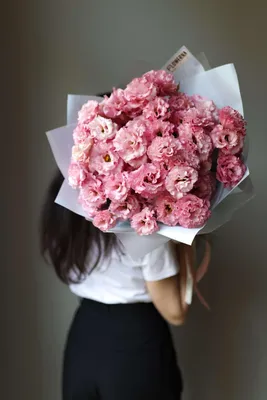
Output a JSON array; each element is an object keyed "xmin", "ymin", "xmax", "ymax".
[
  {"xmin": 47, "ymin": 46, "xmax": 253, "ymax": 258},
  {"xmin": 68, "ymin": 71, "xmax": 247, "ymax": 236}
]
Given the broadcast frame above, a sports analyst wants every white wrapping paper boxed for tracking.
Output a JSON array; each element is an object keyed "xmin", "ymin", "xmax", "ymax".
[{"xmin": 46, "ymin": 46, "xmax": 254, "ymax": 259}]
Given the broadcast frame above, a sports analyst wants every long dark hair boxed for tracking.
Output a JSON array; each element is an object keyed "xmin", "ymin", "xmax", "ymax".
[{"xmin": 40, "ymin": 169, "xmax": 119, "ymax": 284}]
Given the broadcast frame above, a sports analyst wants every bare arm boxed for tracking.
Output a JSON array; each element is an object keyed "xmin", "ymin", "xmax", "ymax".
[{"xmin": 146, "ymin": 245, "xmax": 190, "ymax": 326}]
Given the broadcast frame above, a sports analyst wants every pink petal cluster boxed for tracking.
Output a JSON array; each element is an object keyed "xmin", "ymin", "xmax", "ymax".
[
  {"xmin": 93, "ymin": 210, "xmax": 116, "ymax": 231},
  {"xmin": 176, "ymin": 195, "xmax": 211, "ymax": 228},
  {"xmin": 216, "ymin": 154, "xmax": 246, "ymax": 188},
  {"xmin": 192, "ymin": 173, "xmax": 216, "ymax": 201},
  {"xmin": 129, "ymin": 163, "xmax": 165, "ymax": 199},
  {"xmin": 147, "ymin": 136, "xmax": 180, "ymax": 163},
  {"xmin": 109, "ymin": 195, "xmax": 140, "ymax": 220},
  {"xmin": 68, "ymin": 69, "xmax": 247, "ymax": 234},
  {"xmin": 211, "ymin": 106, "xmax": 246, "ymax": 155},
  {"xmin": 131, "ymin": 207, "xmax": 159, "ymax": 235},
  {"xmin": 165, "ymin": 165, "xmax": 198, "ymax": 199},
  {"xmin": 154, "ymin": 194, "xmax": 180, "ymax": 226}
]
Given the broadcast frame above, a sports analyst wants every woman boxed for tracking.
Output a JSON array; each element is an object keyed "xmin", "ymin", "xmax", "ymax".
[{"xmin": 40, "ymin": 168, "xmax": 192, "ymax": 400}]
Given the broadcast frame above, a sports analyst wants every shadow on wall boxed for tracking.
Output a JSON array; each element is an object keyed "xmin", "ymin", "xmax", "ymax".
[{"xmin": 172, "ymin": 223, "xmax": 265, "ymax": 400}]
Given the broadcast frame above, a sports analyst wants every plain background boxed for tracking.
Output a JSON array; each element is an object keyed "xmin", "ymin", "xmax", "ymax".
[{"xmin": 2, "ymin": 1, "xmax": 266, "ymax": 399}]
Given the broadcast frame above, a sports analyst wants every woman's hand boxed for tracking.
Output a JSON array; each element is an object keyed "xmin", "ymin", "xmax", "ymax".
[{"xmin": 177, "ymin": 245, "xmax": 195, "ymax": 319}]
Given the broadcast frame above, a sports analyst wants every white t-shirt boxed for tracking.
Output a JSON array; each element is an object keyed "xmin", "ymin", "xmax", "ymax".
[{"xmin": 70, "ymin": 241, "xmax": 179, "ymax": 304}]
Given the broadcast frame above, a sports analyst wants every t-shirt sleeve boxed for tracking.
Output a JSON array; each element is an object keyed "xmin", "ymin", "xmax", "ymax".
[{"xmin": 141, "ymin": 241, "xmax": 179, "ymax": 282}]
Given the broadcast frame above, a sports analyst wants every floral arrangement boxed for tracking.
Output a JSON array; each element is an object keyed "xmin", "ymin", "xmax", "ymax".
[{"xmin": 68, "ymin": 70, "xmax": 247, "ymax": 235}]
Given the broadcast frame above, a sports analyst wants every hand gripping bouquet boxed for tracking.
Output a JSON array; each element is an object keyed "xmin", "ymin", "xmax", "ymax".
[{"xmin": 47, "ymin": 47, "xmax": 254, "ymax": 306}]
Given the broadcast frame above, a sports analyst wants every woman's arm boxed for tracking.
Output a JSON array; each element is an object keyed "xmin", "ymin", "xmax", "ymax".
[
  {"xmin": 146, "ymin": 276, "xmax": 187, "ymax": 326},
  {"xmin": 146, "ymin": 246, "xmax": 190, "ymax": 326}
]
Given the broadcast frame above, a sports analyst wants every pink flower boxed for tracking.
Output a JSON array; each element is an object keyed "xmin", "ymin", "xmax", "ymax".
[
  {"xmin": 147, "ymin": 136, "xmax": 180, "ymax": 163},
  {"xmin": 165, "ymin": 165, "xmax": 198, "ymax": 199},
  {"xmin": 143, "ymin": 70, "xmax": 177, "ymax": 96},
  {"xmin": 114, "ymin": 121, "xmax": 147, "ymax": 163},
  {"xmin": 93, "ymin": 210, "xmax": 117, "ymax": 232},
  {"xmin": 109, "ymin": 195, "xmax": 140, "ymax": 220},
  {"xmin": 183, "ymin": 108, "xmax": 216, "ymax": 128},
  {"xmin": 191, "ymin": 95, "xmax": 218, "ymax": 116},
  {"xmin": 68, "ymin": 162, "xmax": 87, "ymax": 189},
  {"xmin": 104, "ymin": 172, "xmax": 130, "ymax": 202},
  {"xmin": 154, "ymin": 194, "xmax": 180, "ymax": 226},
  {"xmin": 89, "ymin": 142, "xmax": 123, "ymax": 175},
  {"xmin": 124, "ymin": 77, "xmax": 157, "ymax": 111},
  {"xmin": 78, "ymin": 100, "xmax": 99, "ymax": 126},
  {"xmin": 131, "ymin": 207, "xmax": 159, "ymax": 235},
  {"xmin": 130, "ymin": 163, "xmax": 165, "ymax": 199},
  {"xmin": 100, "ymin": 89, "xmax": 126, "ymax": 119},
  {"xmin": 143, "ymin": 97, "xmax": 170, "ymax": 120},
  {"xmin": 169, "ymin": 93, "xmax": 193, "ymax": 112},
  {"xmin": 148, "ymin": 119, "xmax": 175, "ymax": 142},
  {"xmin": 192, "ymin": 173, "xmax": 216, "ymax": 201},
  {"xmin": 79, "ymin": 175, "xmax": 106, "ymax": 207},
  {"xmin": 73, "ymin": 124, "xmax": 90, "ymax": 144},
  {"xmin": 219, "ymin": 106, "xmax": 246, "ymax": 134},
  {"xmin": 81, "ymin": 202, "xmax": 100, "ymax": 219},
  {"xmin": 169, "ymin": 93, "xmax": 193, "ymax": 123},
  {"xmin": 199, "ymin": 157, "xmax": 212, "ymax": 175},
  {"xmin": 127, "ymin": 154, "xmax": 148, "ymax": 168},
  {"xmin": 183, "ymin": 95, "xmax": 218, "ymax": 128},
  {"xmin": 216, "ymin": 154, "xmax": 246, "ymax": 188},
  {"xmin": 71, "ymin": 138, "xmax": 93, "ymax": 163},
  {"xmin": 176, "ymin": 194, "xmax": 211, "ymax": 228},
  {"xmin": 88, "ymin": 116, "xmax": 117, "ymax": 141},
  {"xmin": 178, "ymin": 123, "xmax": 213, "ymax": 161},
  {"xmin": 211, "ymin": 125, "xmax": 244, "ymax": 155},
  {"xmin": 177, "ymin": 146, "xmax": 200, "ymax": 170}
]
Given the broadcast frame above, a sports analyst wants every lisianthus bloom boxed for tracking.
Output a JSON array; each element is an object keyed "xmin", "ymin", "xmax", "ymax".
[
  {"xmin": 211, "ymin": 125, "xmax": 244, "ymax": 155},
  {"xmin": 114, "ymin": 120, "xmax": 148, "ymax": 163},
  {"xmin": 176, "ymin": 145, "xmax": 200, "ymax": 170},
  {"xmin": 79, "ymin": 175, "xmax": 106, "ymax": 206},
  {"xmin": 183, "ymin": 95, "xmax": 218, "ymax": 128},
  {"xmin": 127, "ymin": 154, "xmax": 148, "ymax": 168},
  {"xmin": 88, "ymin": 116, "xmax": 117, "ymax": 141},
  {"xmin": 89, "ymin": 142, "xmax": 123, "ymax": 175},
  {"xmin": 109, "ymin": 195, "xmax": 140, "ymax": 220},
  {"xmin": 176, "ymin": 194, "xmax": 211, "ymax": 228},
  {"xmin": 93, "ymin": 210, "xmax": 117, "ymax": 231},
  {"xmin": 73, "ymin": 124, "xmax": 90, "ymax": 144},
  {"xmin": 219, "ymin": 106, "xmax": 246, "ymax": 134},
  {"xmin": 178, "ymin": 123, "xmax": 213, "ymax": 161},
  {"xmin": 165, "ymin": 165, "xmax": 198, "ymax": 199},
  {"xmin": 78, "ymin": 100, "xmax": 100, "ymax": 126},
  {"xmin": 143, "ymin": 70, "xmax": 177, "ymax": 96},
  {"xmin": 130, "ymin": 163, "xmax": 165, "ymax": 199},
  {"xmin": 68, "ymin": 162, "xmax": 87, "ymax": 189},
  {"xmin": 101, "ymin": 89, "xmax": 126, "ymax": 119},
  {"xmin": 199, "ymin": 157, "xmax": 212, "ymax": 175},
  {"xmin": 123, "ymin": 76, "xmax": 157, "ymax": 111},
  {"xmin": 143, "ymin": 96, "xmax": 170, "ymax": 120},
  {"xmin": 147, "ymin": 135, "xmax": 180, "ymax": 163},
  {"xmin": 216, "ymin": 154, "xmax": 246, "ymax": 187},
  {"xmin": 192, "ymin": 173, "xmax": 216, "ymax": 201},
  {"xmin": 131, "ymin": 207, "xmax": 159, "ymax": 235},
  {"xmin": 104, "ymin": 172, "xmax": 130, "ymax": 202},
  {"xmin": 154, "ymin": 194, "xmax": 180, "ymax": 226},
  {"xmin": 169, "ymin": 93, "xmax": 193, "ymax": 123},
  {"xmin": 71, "ymin": 138, "xmax": 93, "ymax": 163}
]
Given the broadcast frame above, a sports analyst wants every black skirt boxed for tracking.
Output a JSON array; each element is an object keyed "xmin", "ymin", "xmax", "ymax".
[{"xmin": 63, "ymin": 299, "xmax": 183, "ymax": 400}]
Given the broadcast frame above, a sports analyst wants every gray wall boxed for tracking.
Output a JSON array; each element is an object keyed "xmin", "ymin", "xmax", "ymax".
[{"xmin": 2, "ymin": 1, "xmax": 266, "ymax": 399}]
